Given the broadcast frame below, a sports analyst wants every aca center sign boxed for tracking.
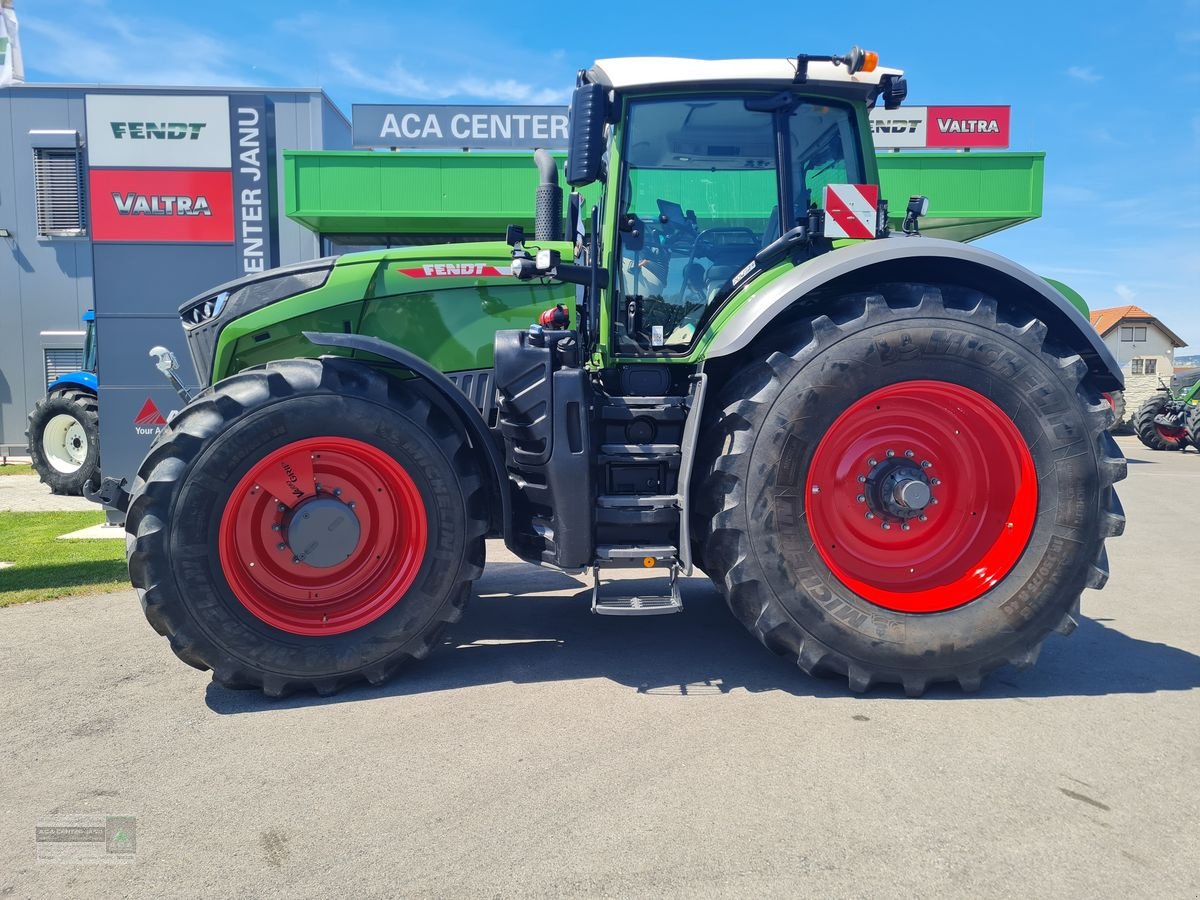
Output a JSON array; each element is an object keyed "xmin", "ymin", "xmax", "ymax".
[
  {"xmin": 353, "ymin": 103, "xmax": 1009, "ymax": 151},
  {"xmin": 353, "ymin": 104, "xmax": 569, "ymax": 150}
]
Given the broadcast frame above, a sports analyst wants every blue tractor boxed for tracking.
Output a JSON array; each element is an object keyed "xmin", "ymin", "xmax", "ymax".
[{"xmin": 25, "ymin": 310, "xmax": 100, "ymax": 495}]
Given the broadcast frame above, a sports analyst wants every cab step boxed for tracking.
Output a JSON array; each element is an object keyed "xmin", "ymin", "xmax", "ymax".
[{"xmin": 591, "ymin": 565, "xmax": 683, "ymax": 616}]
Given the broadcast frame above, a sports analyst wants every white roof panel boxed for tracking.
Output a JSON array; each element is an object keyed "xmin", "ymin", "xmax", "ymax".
[{"xmin": 590, "ymin": 57, "xmax": 903, "ymax": 91}]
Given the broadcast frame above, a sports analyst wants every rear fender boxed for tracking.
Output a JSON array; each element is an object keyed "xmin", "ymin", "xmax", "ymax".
[
  {"xmin": 301, "ymin": 331, "xmax": 510, "ymax": 540},
  {"xmin": 705, "ymin": 237, "xmax": 1123, "ymax": 392},
  {"xmin": 47, "ymin": 371, "xmax": 98, "ymax": 394}
]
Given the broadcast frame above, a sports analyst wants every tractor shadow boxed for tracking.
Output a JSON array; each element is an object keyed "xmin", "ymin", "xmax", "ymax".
[{"xmin": 206, "ymin": 562, "xmax": 1200, "ymax": 713}]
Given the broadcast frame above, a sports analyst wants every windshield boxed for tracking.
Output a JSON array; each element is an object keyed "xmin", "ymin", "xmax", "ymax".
[{"xmin": 614, "ymin": 94, "xmax": 863, "ymax": 354}]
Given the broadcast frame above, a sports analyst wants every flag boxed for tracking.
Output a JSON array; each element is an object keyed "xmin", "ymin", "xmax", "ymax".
[{"xmin": 0, "ymin": 0, "xmax": 24, "ymax": 87}]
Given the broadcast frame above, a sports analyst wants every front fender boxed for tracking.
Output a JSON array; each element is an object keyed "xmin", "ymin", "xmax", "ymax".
[{"xmin": 705, "ymin": 237, "xmax": 1122, "ymax": 391}]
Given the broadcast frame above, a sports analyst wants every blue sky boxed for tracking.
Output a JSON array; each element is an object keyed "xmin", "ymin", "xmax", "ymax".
[{"xmin": 18, "ymin": 0, "xmax": 1200, "ymax": 346}]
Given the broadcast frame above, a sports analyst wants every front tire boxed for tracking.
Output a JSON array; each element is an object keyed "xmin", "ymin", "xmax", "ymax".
[
  {"xmin": 26, "ymin": 389, "xmax": 100, "ymax": 495},
  {"xmin": 125, "ymin": 358, "xmax": 488, "ymax": 697},
  {"xmin": 695, "ymin": 284, "xmax": 1126, "ymax": 695}
]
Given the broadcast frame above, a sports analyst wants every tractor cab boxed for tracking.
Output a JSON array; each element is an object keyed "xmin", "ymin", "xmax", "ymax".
[{"xmin": 511, "ymin": 49, "xmax": 907, "ymax": 360}]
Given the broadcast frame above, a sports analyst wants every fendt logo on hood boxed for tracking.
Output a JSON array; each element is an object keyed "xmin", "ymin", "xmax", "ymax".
[
  {"xmin": 397, "ymin": 263, "xmax": 511, "ymax": 278},
  {"xmin": 112, "ymin": 192, "xmax": 212, "ymax": 217},
  {"xmin": 109, "ymin": 121, "xmax": 207, "ymax": 140}
]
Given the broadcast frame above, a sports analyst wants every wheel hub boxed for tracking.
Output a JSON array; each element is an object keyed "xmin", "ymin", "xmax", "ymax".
[
  {"xmin": 864, "ymin": 457, "xmax": 934, "ymax": 520},
  {"xmin": 284, "ymin": 496, "xmax": 361, "ymax": 568}
]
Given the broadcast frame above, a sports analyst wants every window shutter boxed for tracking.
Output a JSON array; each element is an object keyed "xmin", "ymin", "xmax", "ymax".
[
  {"xmin": 44, "ymin": 347, "xmax": 85, "ymax": 385},
  {"xmin": 33, "ymin": 147, "xmax": 87, "ymax": 237}
]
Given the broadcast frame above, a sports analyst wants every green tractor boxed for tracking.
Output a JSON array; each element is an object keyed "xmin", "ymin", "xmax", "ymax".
[
  {"xmin": 121, "ymin": 50, "xmax": 1126, "ymax": 697},
  {"xmin": 1133, "ymin": 371, "xmax": 1200, "ymax": 451}
]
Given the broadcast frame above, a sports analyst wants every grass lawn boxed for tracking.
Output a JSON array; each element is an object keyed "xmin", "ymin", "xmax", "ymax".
[
  {"xmin": 0, "ymin": 511, "xmax": 128, "ymax": 607},
  {"xmin": 0, "ymin": 463, "xmax": 36, "ymax": 476}
]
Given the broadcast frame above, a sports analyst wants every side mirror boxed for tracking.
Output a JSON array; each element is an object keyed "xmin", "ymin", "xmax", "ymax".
[
  {"xmin": 565, "ymin": 83, "xmax": 607, "ymax": 187},
  {"xmin": 881, "ymin": 74, "xmax": 908, "ymax": 111}
]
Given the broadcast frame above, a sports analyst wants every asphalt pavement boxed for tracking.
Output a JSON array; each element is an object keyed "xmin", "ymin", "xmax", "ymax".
[{"xmin": 0, "ymin": 434, "xmax": 1197, "ymax": 898}]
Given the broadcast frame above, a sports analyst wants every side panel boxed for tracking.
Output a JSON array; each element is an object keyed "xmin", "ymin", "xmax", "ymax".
[{"xmin": 214, "ymin": 259, "xmax": 572, "ymax": 381}]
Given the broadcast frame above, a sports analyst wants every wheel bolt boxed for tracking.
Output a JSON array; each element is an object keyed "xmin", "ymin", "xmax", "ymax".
[
  {"xmin": 271, "ymin": 523, "xmax": 281, "ymax": 532},
  {"xmin": 348, "ymin": 501, "xmax": 356, "ymax": 509},
  {"xmin": 333, "ymin": 488, "xmax": 342, "ymax": 497},
  {"xmin": 901, "ymin": 522, "xmax": 911, "ymax": 531},
  {"xmin": 277, "ymin": 503, "xmax": 286, "ymax": 513},
  {"xmin": 856, "ymin": 494, "xmax": 866, "ymax": 503},
  {"xmin": 292, "ymin": 556, "xmax": 300, "ymax": 564},
  {"xmin": 868, "ymin": 457, "xmax": 878, "ymax": 467},
  {"xmin": 919, "ymin": 514, "xmax": 928, "ymax": 522},
  {"xmin": 857, "ymin": 475, "xmax": 867, "ymax": 483},
  {"xmin": 865, "ymin": 511, "xmax": 875, "ymax": 520},
  {"xmin": 930, "ymin": 498, "xmax": 938, "ymax": 505},
  {"xmin": 277, "ymin": 542, "xmax": 286, "ymax": 551},
  {"xmin": 931, "ymin": 477, "xmax": 941, "ymax": 486},
  {"xmin": 885, "ymin": 449, "xmax": 895, "ymax": 458},
  {"xmin": 904, "ymin": 450, "xmax": 914, "ymax": 459},
  {"xmin": 881, "ymin": 521, "xmax": 890, "ymax": 530},
  {"xmin": 921, "ymin": 460, "xmax": 931, "ymax": 469},
  {"xmin": 811, "ymin": 485, "xmax": 820, "ymax": 494}
]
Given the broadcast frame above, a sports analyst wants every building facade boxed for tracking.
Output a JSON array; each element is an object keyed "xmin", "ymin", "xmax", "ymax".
[
  {"xmin": 0, "ymin": 83, "xmax": 349, "ymax": 467},
  {"xmin": 1090, "ymin": 305, "xmax": 1187, "ymax": 410}
]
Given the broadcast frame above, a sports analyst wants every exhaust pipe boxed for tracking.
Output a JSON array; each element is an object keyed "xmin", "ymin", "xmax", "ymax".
[{"xmin": 533, "ymin": 148, "xmax": 563, "ymax": 242}]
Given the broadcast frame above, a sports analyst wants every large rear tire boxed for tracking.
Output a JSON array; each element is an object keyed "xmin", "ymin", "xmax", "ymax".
[
  {"xmin": 694, "ymin": 284, "xmax": 1126, "ymax": 695},
  {"xmin": 125, "ymin": 358, "xmax": 488, "ymax": 697},
  {"xmin": 1133, "ymin": 393, "xmax": 1185, "ymax": 451},
  {"xmin": 1186, "ymin": 404, "xmax": 1200, "ymax": 451},
  {"xmin": 26, "ymin": 388, "xmax": 100, "ymax": 495}
]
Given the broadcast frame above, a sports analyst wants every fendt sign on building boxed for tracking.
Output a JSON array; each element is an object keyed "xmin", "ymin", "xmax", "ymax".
[
  {"xmin": 352, "ymin": 103, "xmax": 1010, "ymax": 151},
  {"xmin": 84, "ymin": 93, "xmax": 273, "ymax": 265}
]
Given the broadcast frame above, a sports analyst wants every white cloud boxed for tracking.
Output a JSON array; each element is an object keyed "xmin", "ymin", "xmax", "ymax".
[
  {"xmin": 21, "ymin": 11, "xmax": 258, "ymax": 86},
  {"xmin": 330, "ymin": 55, "xmax": 568, "ymax": 105},
  {"xmin": 1067, "ymin": 66, "xmax": 1102, "ymax": 83},
  {"xmin": 1114, "ymin": 284, "xmax": 1137, "ymax": 303}
]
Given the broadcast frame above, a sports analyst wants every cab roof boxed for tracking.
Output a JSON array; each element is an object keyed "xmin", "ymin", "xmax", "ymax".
[{"xmin": 588, "ymin": 57, "xmax": 903, "ymax": 95}]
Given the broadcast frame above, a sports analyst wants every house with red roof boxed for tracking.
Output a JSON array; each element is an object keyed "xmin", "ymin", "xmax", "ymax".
[{"xmin": 1089, "ymin": 305, "xmax": 1188, "ymax": 415}]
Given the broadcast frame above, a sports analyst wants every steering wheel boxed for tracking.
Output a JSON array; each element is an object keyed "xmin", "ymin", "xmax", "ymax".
[{"xmin": 681, "ymin": 227, "xmax": 760, "ymax": 298}]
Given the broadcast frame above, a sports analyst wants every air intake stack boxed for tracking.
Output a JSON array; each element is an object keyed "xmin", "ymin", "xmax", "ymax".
[{"xmin": 533, "ymin": 148, "xmax": 563, "ymax": 242}]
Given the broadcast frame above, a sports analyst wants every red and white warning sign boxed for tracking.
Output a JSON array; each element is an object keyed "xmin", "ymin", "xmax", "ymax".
[{"xmin": 822, "ymin": 184, "xmax": 880, "ymax": 240}]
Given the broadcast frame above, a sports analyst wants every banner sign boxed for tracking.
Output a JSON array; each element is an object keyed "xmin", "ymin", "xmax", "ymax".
[
  {"xmin": 870, "ymin": 106, "xmax": 1010, "ymax": 149},
  {"xmin": 229, "ymin": 94, "xmax": 276, "ymax": 274},
  {"xmin": 89, "ymin": 169, "xmax": 234, "ymax": 242},
  {"xmin": 85, "ymin": 94, "xmax": 232, "ymax": 168},
  {"xmin": 352, "ymin": 104, "xmax": 569, "ymax": 150}
]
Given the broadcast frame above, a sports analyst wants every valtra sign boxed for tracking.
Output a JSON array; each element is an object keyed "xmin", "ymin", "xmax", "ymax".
[
  {"xmin": 88, "ymin": 169, "xmax": 235, "ymax": 242},
  {"xmin": 868, "ymin": 106, "xmax": 1010, "ymax": 149}
]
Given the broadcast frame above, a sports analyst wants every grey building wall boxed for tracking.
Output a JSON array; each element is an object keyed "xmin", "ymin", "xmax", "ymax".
[
  {"xmin": 0, "ymin": 84, "xmax": 349, "ymax": 465},
  {"xmin": 0, "ymin": 87, "xmax": 94, "ymax": 449}
]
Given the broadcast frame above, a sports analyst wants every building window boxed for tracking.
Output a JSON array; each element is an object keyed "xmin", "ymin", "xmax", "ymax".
[
  {"xmin": 32, "ymin": 147, "xmax": 87, "ymax": 237},
  {"xmin": 1135, "ymin": 326, "xmax": 1147, "ymax": 341},
  {"xmin": 1120, "ymin": 325, "xmax": 1148, "ymax": 342},
  {"xmin": 1131, "ymin": 358, "xmax": 1157, "ymax": 376},
  {"xmin": 1121, "ymin": 327, "xmax": 1133, "ymax": 341},
  {"xmin": 44, "ymin": 348, "xmax": 85, "ymax": 386}
]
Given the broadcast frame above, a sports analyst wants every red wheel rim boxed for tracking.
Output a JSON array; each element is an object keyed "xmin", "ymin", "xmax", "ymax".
[
  {"xmin": 804, "ymin": 380, "xmax": 1037, "ymax": 613},
  {"xmin": 218, "ymin": 437, "xmax": 428, "ymax": 635},
  {"xmin": 1156, "ymin": 424, "xmax": 1185, "ymax": 443}
]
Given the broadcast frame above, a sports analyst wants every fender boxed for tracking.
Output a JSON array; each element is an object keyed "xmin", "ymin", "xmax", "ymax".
[
  {"xmin": 48, "ymin": 371, "xmax": 98, "ymax": 394},
  {"xmin": 705, "ymin": 237, "xmax": 1123, "ymax": 392},
  {"xmin": 301, "ymin": 331, "xmax": 511, "ymax": 541}
]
